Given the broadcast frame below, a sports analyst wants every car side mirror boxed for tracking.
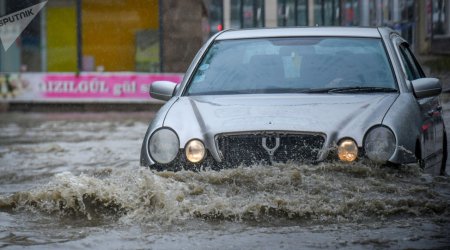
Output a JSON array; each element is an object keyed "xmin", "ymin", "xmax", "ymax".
[
  {"xmin": 410, "ymin": 78, "xmax": 442, "ymax": 98},
  {"xmin": 150, "ymin": 81, "xmax": 178, "ymax": 101}
]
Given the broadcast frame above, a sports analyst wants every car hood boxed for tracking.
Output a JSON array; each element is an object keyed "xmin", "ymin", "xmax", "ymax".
[{"xmin": 164, "ymin": 93, "xmax": 398, "ymax": 147}]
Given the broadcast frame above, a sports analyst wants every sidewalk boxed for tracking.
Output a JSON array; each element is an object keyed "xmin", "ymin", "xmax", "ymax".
[{"xmin": 1, "ymin": 102, "xmax": 163, "ymax": 112}]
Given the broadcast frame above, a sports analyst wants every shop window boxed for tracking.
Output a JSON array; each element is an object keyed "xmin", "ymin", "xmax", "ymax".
[
  {"xmin": 0, "ymin": 0, "xmax": 160, "ymax": 73},
  {"xmin": 0, "ymin": 0, "xmax": 44, "ymax": 72},
  {"xmin": 230, "ymin": 0, "xmax": 241, "ymax": 28},
  {"xmin": 47, "ymin": 0, "xmax": 77, "ymax": 72},
  {"xmin": 380, "ymin": 0, "xmax": 415, "ymax": 45},
  {"xmin": 342, "ymin": 0, "xmax": 359, "ymax": 26},
  {"xmin": 314, "ymin": 0, "xmax": 324, "ymax": 25},
  {"xmin": 296, "ymin": 0, "xmax": 308, "ymax": 26},
  {"xmin": 231, "ymin": 0, "xmax": 264, "ymax": 28},
  {"xmin": 82, "ymin": 0, "xmax": 159, "ymax": 72},
  {"xmin": 207, "ymin": 0, "xmax": 224, "ymax": 36},
  {"xmin": 314, "ymin": 0, "xmax": 340, "ymax": 26},
  {"xmin": 277, "ymin": 0, "xmax": 307, "ymax": 27},
  {"xmin": 323, "ymin": 0, "xmax": 340, "ymax": 26},
  {"xmin": 433, "ymin": 0, "xmax": 449, "ymax": 36}
]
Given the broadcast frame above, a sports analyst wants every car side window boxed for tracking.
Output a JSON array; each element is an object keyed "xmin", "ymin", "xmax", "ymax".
[
  {"xmin": 404, "ymin": 45, "xmax": 426, "ymax": 78},
  {"xmin": 398, "ymin": 47, "xmax": 415, "ymax": 80},
  {"xmin": 398, "ymin": 43, "xmax": 424, "ymax": 80}
]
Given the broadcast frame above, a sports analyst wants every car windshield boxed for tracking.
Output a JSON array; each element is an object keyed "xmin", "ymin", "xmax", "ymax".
[{"xmin": 186, "ymin": 37, "xmax": 397, "ymax": 95}]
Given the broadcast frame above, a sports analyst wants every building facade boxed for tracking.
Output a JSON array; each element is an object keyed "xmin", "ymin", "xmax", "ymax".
[
  {"xmin": 207, "ymin": 0, "xmax": 450, "ymax": 54},
  {"xmin": 0, "ymin": 0, "xmax": 449, "ymax": 74}
]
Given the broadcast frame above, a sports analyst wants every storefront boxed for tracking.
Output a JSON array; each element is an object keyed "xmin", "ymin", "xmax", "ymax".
[
  {"xmin": 1, "ymin": 0, "xmax": 449, "ymax": 75},
  {"xmin": 430, "ymin": 0, "xmax": 450, "ymax": 54},
  {"xmin": 0, "ymin": 0, "xmax": 182, "ymax": 103},
  {"xmin": 0, "ymin": 0, "xmax": 160, "ymax": 73},
  {"xmin": 208, "ymin": 0, "xmax": 450, "ymax": 54}
]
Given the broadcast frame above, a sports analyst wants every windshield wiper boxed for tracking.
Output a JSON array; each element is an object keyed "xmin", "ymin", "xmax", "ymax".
[
  {"xmin": 327, "ymin": 86, "xmax": 398, "ymax": 93},
  {"xmin": 300, "ymin": 86, "xmax": 398, "ymax": 94},
  {"xmin": 188, "ymin": 86, "xmax": 398, "ymax": 95}
]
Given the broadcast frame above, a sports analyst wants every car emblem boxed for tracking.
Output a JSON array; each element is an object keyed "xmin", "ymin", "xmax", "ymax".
[{"xmin": 262, "ymin": 137, "xmax": 280, "ymax": 163}]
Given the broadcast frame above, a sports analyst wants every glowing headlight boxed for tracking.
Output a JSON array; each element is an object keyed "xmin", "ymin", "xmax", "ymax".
[
  {"xmin": 149, "ymin": 128, "xmax": 179, "ymax": 164},
  {"xmin": 364, "ymin": 126, "xmax": 396, "ymax": 163},
  {"xmin": 185, "ymin": 140, "xmax": 206, "ymax": 163},
  {"xmin": 338, "ymin": 139, "xmax": 358, "ymax": 162}
]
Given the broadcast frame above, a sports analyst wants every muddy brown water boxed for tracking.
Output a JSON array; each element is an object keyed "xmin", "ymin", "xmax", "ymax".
[{"xmin": 0, "ymin": 108, "xmax": 449, "ymax": 249}]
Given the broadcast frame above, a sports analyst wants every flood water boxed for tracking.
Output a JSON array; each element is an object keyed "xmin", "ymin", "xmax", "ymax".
[{"xmin": 0, "ymin": 106, "xmax": 449, "ymax": 249}]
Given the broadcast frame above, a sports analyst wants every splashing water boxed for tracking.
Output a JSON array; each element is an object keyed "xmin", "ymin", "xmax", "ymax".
[
  {"xmin": 1, "ymin": 162, "xmax": 449, "ymax": 228},
  {"xmin": 1, "ymin": 112, "xmax": 449, "ymax": 249}
]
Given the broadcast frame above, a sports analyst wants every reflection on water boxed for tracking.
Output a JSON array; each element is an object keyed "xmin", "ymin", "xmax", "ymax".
[{"xmin": 0, "ymin": 112, "xmax": 449, "ymax": 249}]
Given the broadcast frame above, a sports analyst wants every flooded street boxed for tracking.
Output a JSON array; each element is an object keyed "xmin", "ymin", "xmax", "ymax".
[{"xmin": 1, "ymin": 105, "xmax": 450, "ymax": 249}]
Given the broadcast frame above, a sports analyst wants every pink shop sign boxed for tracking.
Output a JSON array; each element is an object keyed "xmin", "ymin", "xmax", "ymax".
[{"xmin": 41, "ymin": 73, "xmax": 183, "ymax": 99}]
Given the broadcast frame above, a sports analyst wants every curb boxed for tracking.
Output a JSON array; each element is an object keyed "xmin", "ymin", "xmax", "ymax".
[{"xmin": 1, "ymin": 103, "xmax": 163, "ymax": 112}]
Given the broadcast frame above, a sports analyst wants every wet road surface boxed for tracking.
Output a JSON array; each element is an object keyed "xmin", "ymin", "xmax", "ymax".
[{"xmin": 0, "ymin": 102, "xmax": 449, "ymax": 249}]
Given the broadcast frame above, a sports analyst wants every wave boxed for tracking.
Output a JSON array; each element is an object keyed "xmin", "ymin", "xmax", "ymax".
[{"xmin": 1, "ymin": 163, "xmax": 449, "ymax": 226}]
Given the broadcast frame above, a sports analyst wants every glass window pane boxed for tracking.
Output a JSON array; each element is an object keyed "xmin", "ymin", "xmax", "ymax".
[
  {"xmin": 402, "ymin": 44, "xmax": 425, "ymax": 78},
  {"xmin": 314, "ymin": 0, "xmax": 340, "ymax": 26},
  {"xmin": 343, "ymin": 0, "xmax": 358, "ymax": 26},
  {"xmin": 242, "ymin": 0, "xmax": 264, "ymax": 28},
  {"xmin": 333, "ymin": 0, "xmax": 341, "ymax": 25},
  {"xmin": 208, "ymin": 0, "xmax": 224, "ymax": 36},
  {"xmin": 0, "ymin": 0, "xmax": 161, "ymax": 73},
  {"xmin": 240, "ymin": 0, "xmax": 264, "ymax": 28},
  {"xmin": 296, "ymin": 0, "xmax": 308, "ymax": 26},
  {"xmin": 433, "ymin": 0, "xmax": 447, "ymax": 35},
  {"xmin": 47, "ymin": 1, "xmax": 77, "ymax": 72},
  {"xmin": 243, "ymin": 0, "xmax": 254, "ymax": 28},
  {"xmin": 82, "ymin": 0, "xmax": 159, "ymax": 72},
  {"xmin": 187, "ymin": 37, "xmax": 397, "ymax": 96},
  {"xmin": 398, "ymin": 44, "xmax": 419, "ymax": 80},
  {"xmin": 0, "ymin": 0, "xmax": 48, "ymax": 72},
  {"xmin": 314, "ymin": 0, "xmax": 323, "ymax": 26},
  {"xmin": 230, "ymin": 0, "xmax": 242, "ymax": 28},
  {"xmin": 278, "ymin": 0, "xmax": 296, "ymax": 27},
  {"xmin": 255, "ymin": 0, "xmax": 265, "ymax": 27},
  {"xmin": 323, "ymin": 0, "xmax": 333, "ymax": 26}
]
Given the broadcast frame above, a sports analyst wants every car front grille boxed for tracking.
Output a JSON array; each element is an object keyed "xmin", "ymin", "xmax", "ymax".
[{"xmin": 216, "ymin": 132, "xmax": 326, "ymax": 167}]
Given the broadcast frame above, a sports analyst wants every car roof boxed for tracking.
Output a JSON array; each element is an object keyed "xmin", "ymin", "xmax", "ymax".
[{"xmin": 216, "ymin": 27, "xmax": 388, "ymax": 40}]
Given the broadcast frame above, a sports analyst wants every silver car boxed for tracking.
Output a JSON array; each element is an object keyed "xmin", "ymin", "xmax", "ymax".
[{"xmin": 140, "ymin": 27, "xmax": 447, "ymax": 175}]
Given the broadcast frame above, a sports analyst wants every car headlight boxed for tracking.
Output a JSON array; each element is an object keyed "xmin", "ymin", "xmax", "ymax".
[
  {"xmin": 185, "ymin": 139, "xmax": 206, "ymax": 163},
  {"xmin": 338, "ymin": 139, "xmax": 358, "ymax": 162},
  {"xmin": 364, "ymin": 126, "xmax": 396, "ymax": 163},
  {"xmin": 148, "ymin": 128, "xmax": 179, "ymax": 164}
]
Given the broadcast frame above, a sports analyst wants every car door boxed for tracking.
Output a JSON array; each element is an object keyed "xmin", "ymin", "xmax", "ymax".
[
  {"xmin": 394, "ymin": 38, "xmax": 437, "ymax": 163},
  {"xmin": 400, "ymin": 44, "xmax": 445, "ymax": 158}
]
